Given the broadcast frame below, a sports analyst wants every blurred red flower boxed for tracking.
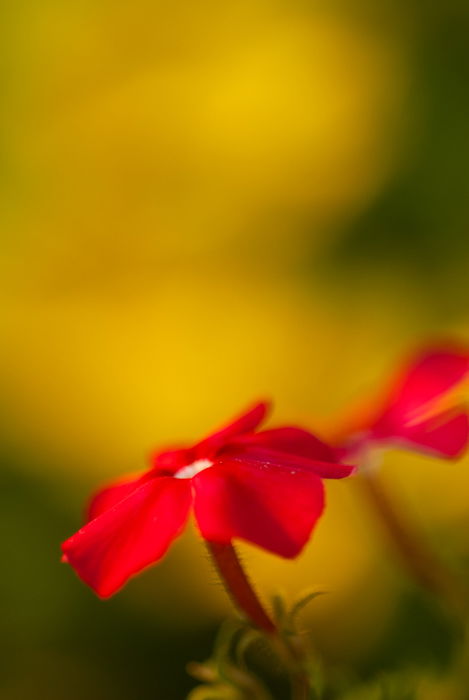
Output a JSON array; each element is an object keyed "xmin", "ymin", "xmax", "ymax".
[
  {"xmin": 334, "ymin": 345, "xmax": 469, "ymax": 462},
  {"xmin": 62, "ymin": 401, "xmax": 352, "ymax": 597}
]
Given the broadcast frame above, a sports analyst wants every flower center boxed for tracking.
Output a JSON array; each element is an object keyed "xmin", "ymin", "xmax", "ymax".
[{"xmin": 174, "ymin": 458, "xmax": 213, "ymax": 479}]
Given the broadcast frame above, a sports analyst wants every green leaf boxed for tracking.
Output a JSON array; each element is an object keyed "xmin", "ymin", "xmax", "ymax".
[
  {"xmin": 271, "ymin": 593, "xmax": 287, "ymax": 626},
  {"xmin": 234, "ymin": 628, "xmax": 264, "ymax": 671},
  {"xmin": 290, "ymin": 591, "xmax": 326, "ymax": 627}
]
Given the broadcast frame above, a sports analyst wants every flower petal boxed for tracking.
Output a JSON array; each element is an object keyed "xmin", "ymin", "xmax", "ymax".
[
  {"xmin": 151, "ymin": 447, "xmax": 196, "ymax": 474},
  {"xmin": 87, "ymin": 474, "xmax": 144, "ymax": 521},
  {"xmin": 221, "ymin": 427, "xmax": 353, "ymax": 478},
  {"xmin": 62, "ymin": 477, "xmax": 192, "ymax": 597},
  {"xmin": 220, "ymin": 445, "xmax": 353, "ymax": 479},
  {"xmin": 226, "ymin": 427, "xmax": 338, "ymax": 461},
  {"xmin": 378, "ymin": 347, "xmax": 469, "ymax": 426},
  {"xmin": 392, "ymin": 408, "xmax": 469, "ymax": 459},
  {"xmin": 193, "ymin": 460, "xmax": 324, "ymax": 558},
  {"xmin": 333, "ymin": 346, "xmax": 469, "ymax": 449},
  {"xmin": 194, "ymin": 401, "xmax": 270, "ymax": 458}
]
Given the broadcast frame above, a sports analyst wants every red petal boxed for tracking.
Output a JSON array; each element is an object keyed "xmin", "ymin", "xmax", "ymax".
[
  {"xmin": 334, "ymin": 346, "xmax": 469, "ymax": 449},
  {"xmin": 392, "ymin": 408, "xmax": 469, "ymax": 459},
  {"xmin": 194, "ymin": 401, "xmax": 270, "ymax": 458},
  {"xmin": 150, "ymin": 447, "xmax": 195, "ymax": 473},
  {"xmin": 221, "ymin": 427, "xmax": 353, "ymax": 478},
  {"xmin": 87, "ymin": 475, "xmax": 144, "ymax": 521},
  {"xmin": 62, "ymin": 477, "xmax": 192, "ymax": 597},
  {"xmin": 219, "ymin": 445, "xmax": 353, "ymax": 479},
  {"xmin": 379, "ymin": 347, "xmax": 469, "ymax": 426},
  {"xmin": 193, "ymin": 460, "xmax": 324, "ymax": 558},
  {"xmin": 227, "ymin": 427, "xmax": 338, "ymax": 462}
]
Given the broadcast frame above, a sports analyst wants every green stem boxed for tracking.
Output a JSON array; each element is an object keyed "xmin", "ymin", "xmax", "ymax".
[
  {"xmin": 359, "ymin": 467, "xmax": 467, "ymax": 614},
  {"xmin": 289, "ymin": 670, "xmax": 311, "ymax": 700}
]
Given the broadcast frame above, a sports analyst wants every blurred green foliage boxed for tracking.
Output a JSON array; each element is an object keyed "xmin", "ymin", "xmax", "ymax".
[{"xmin": 323, "ymin": 3, "xmax": 469, "ymax": 318}]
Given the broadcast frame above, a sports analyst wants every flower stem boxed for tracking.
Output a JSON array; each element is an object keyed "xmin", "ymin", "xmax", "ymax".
[
  {"xmin": 359, "ymin": 467, "xmax": 467, "ymax": 614},
  {"xmin": 206, "ymin": 541, "xmax": 313, "ymax": 698},
  {"xmin": 207, "ymin": 541, "xmax": 276, "ymax": 634}
]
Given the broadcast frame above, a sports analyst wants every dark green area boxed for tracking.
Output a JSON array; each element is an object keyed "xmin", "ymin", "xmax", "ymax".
[
  {"xmin": 0, "ymin": 449, "xmax": 216, "ymax": 700},
  {"xmin": 318, "ymin": 5, "xmax": 469, "ymax": 318}
]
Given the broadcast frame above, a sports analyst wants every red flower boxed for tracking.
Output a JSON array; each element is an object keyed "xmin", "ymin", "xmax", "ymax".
[
  {"xmin": 62, "ymin": 401, "xmax": 352, "ymax": 598},
  {"xmin": 334, "ymin": 345, "xmax": 469, "ymax": 462}
]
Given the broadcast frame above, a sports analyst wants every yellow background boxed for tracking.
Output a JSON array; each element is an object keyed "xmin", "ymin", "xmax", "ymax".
[{"xmin": 1, "ymin": 1, "xmax": 469, "ymax": 698}]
